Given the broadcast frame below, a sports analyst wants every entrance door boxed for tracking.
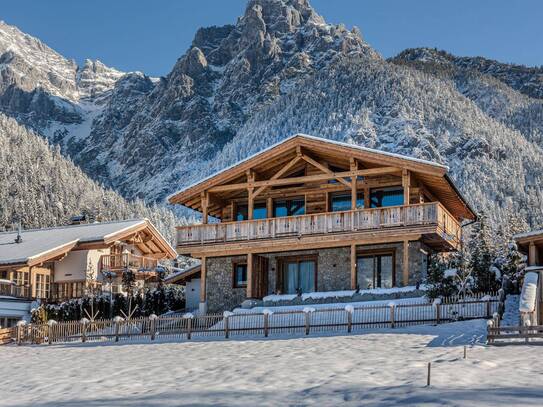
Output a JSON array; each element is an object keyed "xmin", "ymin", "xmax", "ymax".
[
  {"xmin": 282, "ymin": 259, "xmax": 316, "ymax": 294},
  {"xmin": 357, "ymin": 252, "xmax": 395, "ymax": 289}
]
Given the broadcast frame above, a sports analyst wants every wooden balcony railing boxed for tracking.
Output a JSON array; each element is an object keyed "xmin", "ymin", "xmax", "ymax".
[
  {"xmin": 99, "ymin": 253, "xmax": 158, "ymax": 273},
  {"xmin": 176, "ymin": 202, "xmax": 461, "ymax": 248},
  {"xmin": 0, "ymin": 283, "xmax": 31, "ymax": 299}
]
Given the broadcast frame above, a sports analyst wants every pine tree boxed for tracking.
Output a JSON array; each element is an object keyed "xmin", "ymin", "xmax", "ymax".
[{"xmin": 468, "ymin": 214, "xmax": 500, "ymax": 293}]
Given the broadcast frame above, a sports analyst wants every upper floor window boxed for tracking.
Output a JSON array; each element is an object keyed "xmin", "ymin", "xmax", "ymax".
[
  {"xmin": 236, "ymin": 202, "xmax": 267, "ymax": 221},
  {"xmin": 274, "ymin": 198, "xmax": 305, "ymax": 217},
  {"xmin": 370, "ymin": 187, "xmax": 404, "ymax": 208},
  {"xmin": 330, "ymin": 192, "xmax": 364, "ymax": 212}
]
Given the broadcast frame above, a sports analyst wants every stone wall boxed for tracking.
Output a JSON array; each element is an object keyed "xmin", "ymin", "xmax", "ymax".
[
  {"xmin": 204, "ymin": 241, "xmax": 430, "ymax": 313},
  {"xmin": 206, "ymin": 256, "xmax": 247, "ymax": 314}
]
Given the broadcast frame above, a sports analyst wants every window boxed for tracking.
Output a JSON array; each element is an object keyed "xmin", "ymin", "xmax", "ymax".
[
  {"xmin": 357, "ymin": 251, "xmax": 395, "ymax": 289},
  {"xmin": 281, "ymin": 258, "xmax": 317, "ymax": 294},
  {"xmin": 236, "ymin": 202, "xmax": 267, "ymax": 221},
  {"xmin": 15, "ymin": 271, "xmax": 29, "ymax": 286},
  {"xmin": 273, "ymin": 198, "xmax": 305, "ymax": 217},
  {"xmin": 35, "ymin": 274, "xmax": 50, "ymax": 299},
  {"xmin": 370, "ymin": 187, "xmax": 404, "ymax": 208},
  {"xmin": 233, "ymin": 263, "xmax": 248, "ymax": 288},
  {"xmin": 330, "ymin": 191, "xmax": 364, "ymax": 212}
]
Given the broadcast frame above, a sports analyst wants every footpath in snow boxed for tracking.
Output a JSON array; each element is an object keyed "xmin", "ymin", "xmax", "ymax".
[{"xmin": 1, "ymin": 319, "xmax": 543, "ymax": 406}]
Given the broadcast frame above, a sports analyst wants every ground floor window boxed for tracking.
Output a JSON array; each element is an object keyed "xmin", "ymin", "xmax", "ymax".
[
  {"xmin": 357, "ymin": 251, "xmax": 395, "ymax": 289},
  {"xmin": 233, "ymin": 263, "xmax": 248, "ymax": 288},
  {"xmin": 281, "ymin": 257, "xmax": 317, "ymax": 294}
]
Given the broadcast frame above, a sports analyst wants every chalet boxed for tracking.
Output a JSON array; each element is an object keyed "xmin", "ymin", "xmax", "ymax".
[
  {"xmin": 0, "ymin": 219, "xmax": 176, "ymax": 325},
  {"xmin": 514, "ymin": 230, "xmax": 543, "ymax": 324},
  {"xmin": 169, "ymin": 134, "xmax": 476, "ymax": 314}
]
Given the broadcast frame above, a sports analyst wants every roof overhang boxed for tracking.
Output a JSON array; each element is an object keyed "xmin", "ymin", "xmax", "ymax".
[{"xmin": 168, "ymin": 134, "xmax": 476, "ymax": 221}]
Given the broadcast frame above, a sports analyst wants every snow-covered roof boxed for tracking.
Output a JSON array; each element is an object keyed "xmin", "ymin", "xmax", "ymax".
[
  {"xmin": 514, "ymin": 229, "xmax": 543, "ymax": 241},
  {"xmin": 0, "ymin": 219, "xmax": 147, "ymax": 266},
  {"xmin": 168, "ymin": 133, "xmax": 449, "ymax": 201},
  {"xmin": 164, "ymin": 263, "xmax": 201, "ymax": 283}
]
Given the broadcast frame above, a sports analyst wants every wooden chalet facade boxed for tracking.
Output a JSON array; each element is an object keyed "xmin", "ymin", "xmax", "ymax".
[
  {"xmin": 0, "ymin": 219, "xmax": 176, "ymax": 306},
  {"xmin": 169, "ymin": 134, "xmax": 476, "ymax": 314}
]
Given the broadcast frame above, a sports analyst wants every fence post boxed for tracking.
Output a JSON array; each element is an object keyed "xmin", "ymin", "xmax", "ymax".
[
  {"xmin": 183, "ymin": 313, "xmax": 194, "ymax": 340},
  {"xmin": 433, "ymin": 298, "xmax": 442, "ymax": 324},
  {"xmin": 223, "ymin": 311, "xmax": 233, "ymax": 339},
  {"xmin": 81, "ymin": 318, "xmax": 89, "ymax": 343},
  {"xmin": 486, "ymin": 319, "xmax": 494, "ymax": 344},
  {"xmin": 345, "ymin": 305, "xmax": 354, "ymax": 333},
  {"xmin": 303, "ymin": 307, "xmax": 314, "ymax": 336},
  {"xmin": 484, "ymin": 296, "xmax": 492, "ymax": 318},
  {"xmin": 149, "ymin": 314, "xmax": 157, "ymax": 341},
  {"xmin": 113, "ymin": 316, "xmax": 123, "ymax": 342},
  {"xmin": 263, "ymin": 313, "xmax": 269, "ymax": 338},
  {"xmin": 16, "ymin": 320, "xmax": 26, "ymax": 346},
  {"xmin": 389, "ymin": 303, "xmax": 395, "ymax": 328},
  {"xmin": 47, "ymin": 320, "xmax": 57, "ymax": 345}
]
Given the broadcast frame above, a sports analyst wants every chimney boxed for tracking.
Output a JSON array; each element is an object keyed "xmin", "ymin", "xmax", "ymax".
[{"xmin": 14, "ymin": 223, "xmax": 22, "ymax": 244}]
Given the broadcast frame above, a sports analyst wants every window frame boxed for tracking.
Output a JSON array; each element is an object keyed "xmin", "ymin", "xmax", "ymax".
[
  {"xmin": 277, "ymin": 254, "xmax": 318, "ymax": 294},
  {"xmin": 232, "ymin": 261, "xmax": 248, "ymax": 289},
  {"xmin": 329, "ymin": 191, "xmax": 365, "ymax": 212},
  {"xmin": 356, "ymin": 249, "xmax": 396, "ymax": 288},
  {"xmin": 369, "ymin": 186, "xmax": 405, "ymax": 208},
  {"xmin": 273, "ymin": 196, "xmax": 306, "ymax": 218}
]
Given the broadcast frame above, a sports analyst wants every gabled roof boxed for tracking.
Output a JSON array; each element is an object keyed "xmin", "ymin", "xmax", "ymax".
[
  {"xmin": 168, "ymin": 134, "xmax": 476, "ymax": 220},
  {"xmin": 0, "ymin": 219, "xmax": 176, "ymax": 267}
]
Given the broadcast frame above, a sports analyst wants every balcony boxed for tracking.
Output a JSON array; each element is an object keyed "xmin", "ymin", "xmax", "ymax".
[
  {"xmin": 99, "ymin": 253, "xmax": 158, "ymax": 274},
  {"xmin": 176, "ymin": 202, "xmax": 462, "ymax": 255},
  {"xmin": 0, "ymin": 282, "xmax": 31, "ymax": 299}
]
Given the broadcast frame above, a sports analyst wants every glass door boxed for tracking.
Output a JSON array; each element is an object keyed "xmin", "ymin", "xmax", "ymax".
[
  {"xmin": 283, "ymin": 259, "xmax": 316, "ymax": 294},
  {"xmin": 357, "ymin": 253, "xmax": 395, "ymax": 289}
]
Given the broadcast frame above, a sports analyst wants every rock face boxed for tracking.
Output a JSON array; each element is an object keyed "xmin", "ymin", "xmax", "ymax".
[{"xmin": 1, "ymin": 0, "xmax": 543, "ymax": 229}]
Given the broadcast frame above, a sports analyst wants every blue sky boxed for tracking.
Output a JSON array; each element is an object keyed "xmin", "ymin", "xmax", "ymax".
[{"xmin": 3, "ymin": 0, "xmax": 542, "ymax": 76}]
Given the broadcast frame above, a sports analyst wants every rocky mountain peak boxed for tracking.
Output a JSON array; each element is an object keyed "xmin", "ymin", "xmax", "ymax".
[{"xmin": 76, "ymin": 58, "xmax": 125, "ymax": 102}]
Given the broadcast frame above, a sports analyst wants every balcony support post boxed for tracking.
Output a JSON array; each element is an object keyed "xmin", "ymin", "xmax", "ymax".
[
  {"xmin": 402, "ymin": 240, "xmax": 409, "ymax": 286},
  {"xmin": 529, "ymin": 242, "xmax": 539, "ymax": 266},
  {"xmin": 247, "ymin": 170, "xmax": 255, "ymax": 221}
]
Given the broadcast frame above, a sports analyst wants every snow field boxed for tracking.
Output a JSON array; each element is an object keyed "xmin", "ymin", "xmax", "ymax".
[{"xmin": 1, "ymin": 320, "xmax": 543, "ymax": 406}]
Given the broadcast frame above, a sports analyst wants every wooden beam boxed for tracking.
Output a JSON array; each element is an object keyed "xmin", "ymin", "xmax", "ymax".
[
  {"xmin": 266, "ymin": 197, "xmax": 273, "ymax": 218},
  {"xmin": 201, "ymin": 192, "xmax": 208, "ymax": 224},
  {"xmin": 301, "ymin": 153, "xmax": 351, "ymax": 188},
  {"xmin": 402, "ymin": 169, "xmax": 410, "ymax": 206},
  {"xmin": 247, "ymin": 170, "xmax": 255, "ymax": 220},
  {"xmin": 350, "ymin": 158, "xmax": 358, "ymax": 209},
  {"xmin": 529, "ymin": 242, "xmax": 539, "ymax": 266},
  {"xmin": 350, "ymin": 244, "xmax": 357, "ymax": 289},
  {"xmin": 208, "ymin": 167, "xmax": 401, "ymax": 193},
  {"xmin": 200, "ymin": 257, "xmax": 207, "ymax": 303},
  {"xmin": 247, "ymin": 253, "xmax": 254, "ymax": 298},
  {"xmin": 253, "ymin": 155, "xmax": 303, "ymax": 199},
  {"xmin": 403, "ymin": 240, "xmax": 409, "ymax": 286}
]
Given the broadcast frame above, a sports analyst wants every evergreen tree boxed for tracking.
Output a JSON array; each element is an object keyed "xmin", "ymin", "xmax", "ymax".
[{"xmin": 468, "ymin": 214, "xmax": 500, "ymax": 293}]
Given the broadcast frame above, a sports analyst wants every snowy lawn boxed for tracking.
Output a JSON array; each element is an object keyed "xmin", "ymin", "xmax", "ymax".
[{"xmin": 1, "ymin": 320, "xmax": 542, "ymax": 406}]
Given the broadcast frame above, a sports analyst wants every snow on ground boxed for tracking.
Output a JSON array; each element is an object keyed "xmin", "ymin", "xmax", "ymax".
[{"xmin": 1, "ymin": 319, "xmax": 543, "ymax": 406}]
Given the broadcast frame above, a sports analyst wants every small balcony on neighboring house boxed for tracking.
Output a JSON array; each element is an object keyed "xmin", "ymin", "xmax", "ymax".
[
  {"xmin": 99, "ymin": 253, "xmax": 159, "ymax": 277},
  {"xmin": 0, "ymin": 280, "xmax": 31, "ymax": 299}
]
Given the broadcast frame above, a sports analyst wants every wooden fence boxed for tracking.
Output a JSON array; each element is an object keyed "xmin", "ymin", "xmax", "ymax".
[
  {"xmin": 487, "ymin": 311, "xmax": 543, "ymax": 345},
  {"xmin": 10, "ymin": 294, "xmax": 500, "ymax": 346},
  {"xmin": 0, "ymin": 327, "xmax": 16, "ymax": 345}
]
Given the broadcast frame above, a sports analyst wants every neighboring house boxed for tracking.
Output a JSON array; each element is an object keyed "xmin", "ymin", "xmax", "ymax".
[
  {"xmin": 514, "ymin": 230, "xmax": 543, "ymax": 324},
  {"xmin": 0, "ymin": 219, "xmax": 177, "ymax": 318},
  {"xmin": 164, "ymin": 263, "xmax": 202, "ymax": 311},
  {"xmin": 169, "ymin": 134, "xmax": 476, "ymax": 314}
]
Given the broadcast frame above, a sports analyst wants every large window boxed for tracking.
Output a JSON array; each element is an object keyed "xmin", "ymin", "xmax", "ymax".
[
  {"xmin": 233, "ymin": 263, "xmax": 248, "ymax": 288},
  {"xmin": 357, "ymin": 252, "xmax": 395, "ymax": 289},
  {"xmin": 283, "ymin": 259, "xmax": 316, "ymax": 294},
  {"xmin": 330, "ymin": 192, "xmax": 364, "ymax": 212},
  {"xmin": 273, "ymin": 198, "xmax": 305, "ymax": 217},
  {"xmin": 35, "ymin": 274, "xmax": 50, "ymax": 299},
  {"xmin": 236, "ymin": 202, "xmax": 267, "ymax": 221},
  {"xmin": 370, "ymin": 187, "xmax": 404, "ymax": 208}
]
